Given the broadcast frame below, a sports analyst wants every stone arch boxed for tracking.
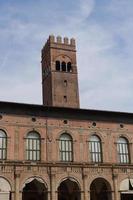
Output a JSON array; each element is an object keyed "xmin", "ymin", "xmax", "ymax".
[
  {"xmin": 90, "ymin": 177, "xmax": 112, "ymax": 200},
  {"xmin": 57, "ymin": 177, "xmax": 81, "ymax": 200},
  {"xmin": 57, "ymin": 130, "xmax": 75, "ymax": 141},
  {"xmin": 89, "ymin": 132, "xmax": 104, "ymax": 143},
  {"xmin": 22, "ymin": 176, "xmax": 48, "ymax": 190},
  {"xmin": 22, "ymin": 176, "xmax": 48, "ymax": 200},
  {"xmin": 0, "ymin": 177, "xmax": 11, "ymax": 200},
  {"xmin": 0, "ymin": 127, "xmax": 9, "ymax": 137},
  {"xmin": 116, "ymin": 134, "xmax": 130, "ymax": 142},
  {"xmin": 54, "ymin": 55, "xmax": 72, "ymax": 63},
  {"xmin": 120, "ymin": 178, "xmax": 133, "ymax": 200},
  {"xmin": 57, "ymin": 177, "xmax": 81, "ymax": 191},
  {"xmin": 24, "ymin": 129, "xmax": 42, "ymax": 138}
]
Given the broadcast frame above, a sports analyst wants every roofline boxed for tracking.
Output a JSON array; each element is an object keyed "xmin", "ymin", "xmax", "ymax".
[{"xmin": 0, "ymin": 100, "xmax": 133, "ymax": 123}]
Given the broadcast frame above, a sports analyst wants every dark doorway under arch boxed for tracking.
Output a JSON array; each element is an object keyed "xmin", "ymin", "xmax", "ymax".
[
  {"xmin": 22, "ymin": 179, "xmax": 47, "ymax": 200},
  {"xmin": 120, "ymin": 179, "xmax": 133, "ymax": 200},
  {"xmin": 121, "ymin": 193, "xmax": 133, "ymax": 200},
  {"xmin": 90, "ymin": 178, "xmax": 112, "ymax": 200},
  {"xmin": 58, "ymin": 179, "xmax": 81, "ymax": 200}
]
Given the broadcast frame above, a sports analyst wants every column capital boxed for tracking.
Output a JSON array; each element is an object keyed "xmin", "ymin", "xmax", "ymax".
[
  {"xmin": 14, "ymin": 172, "xmax": 20, "ymax": 178},
  {"xmin": 112, "ymin": 173, "xmax": 118, "ymax": 179}
]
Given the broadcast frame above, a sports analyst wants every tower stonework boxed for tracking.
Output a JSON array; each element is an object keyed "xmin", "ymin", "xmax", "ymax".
[{"xmin": 41, "ymin": 35, "xmax": 80, "ymax": 108}]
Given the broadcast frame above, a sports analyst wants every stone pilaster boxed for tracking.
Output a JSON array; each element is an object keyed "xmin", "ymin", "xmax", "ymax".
[
  {"xmin": 112, "ymin": 173, "xmax": 119, "ymax": 200},
  {"xmin": 14, "ymin": 173, "xmax": 21, "ymax": 200},
  {"xmin": 82, "ymin": 170, "xmax": 89, "ymax": 200}
]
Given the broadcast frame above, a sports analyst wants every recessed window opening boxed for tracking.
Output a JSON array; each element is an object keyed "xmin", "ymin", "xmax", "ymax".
[
  {"xmin": 59, "ymin": 133, "xmax": 73, "ymax": 162},
  {"xmin": 92, "ymin": 122, "xmax": 96, "ymax": 127},
  {"xmin": 63, "ymin": 120, "xmax": 68, "ymax": 124},
  {"xmin": 117, "ymin": 137, "xmax": 129, "ymax": 163},
  {"xmin": 32, "ymin": 117, "xmax": 36, "ymax": 122},
  {"xmin": 64, "ymin": 80, "xmax": 67, "ymax": 86},
  {"xmin": 56, "ymin": 60, "xmax": 60, "ymax": 71},
  {"xmin": 62, "ymin": 62, "xmax": 66, "ymax": 71},
  {"xmin": 64, "ymin": 95, "xmax": 67, "ymax": 102},
  {"xmin": 120, "ymin": 124, "xmax": 124, "ymax": 128},
  {"xmin": 67, "ymin": 62, "xmax": 72, "ymax": 72},
  {"xmin": 26, "ymin": 132, "xmax": 41, "ymax": 161},
  {"xmin": 0, "ymin": 130, "xmax": 7, "ymax": 160},
  {"xmin": 89, "ymin": 135, "xmax": 102, "ymax": 163}
]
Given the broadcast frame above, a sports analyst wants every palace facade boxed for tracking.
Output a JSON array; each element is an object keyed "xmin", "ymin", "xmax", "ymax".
[{"xmin": 0, "ymin": 35, "xmax": 133, "ymax": 200}]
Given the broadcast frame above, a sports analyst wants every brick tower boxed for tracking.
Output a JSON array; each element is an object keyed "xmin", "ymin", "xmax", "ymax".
[{"xmin": 41, "ymin": 35, "xmax": 80, "ymax": 108}]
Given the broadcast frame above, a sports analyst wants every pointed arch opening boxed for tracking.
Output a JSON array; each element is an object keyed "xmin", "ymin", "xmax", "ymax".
[
  {"xmin": 22, "ymin": 178, "xmax": 47, "ymax": 200},
  {"xmin": 67, "ymin": 62, "xmax": 72, "ymax": 72},
  {"xmin": 58, "ymin": 178, "xmax": 81, "ymax": 200},
  {"xmin": 90, "ymin": 178, "xmax": 112, "ymax": 200},
  {"xmin": 62, "ymin": 62, "xmax": 66, "ymax": 72},
  {"xmin": 56, "ymin": 61, "xmax": 60, "ymax": 71}
]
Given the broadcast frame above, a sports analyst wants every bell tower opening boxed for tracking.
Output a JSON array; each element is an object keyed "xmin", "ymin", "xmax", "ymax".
[{"xmin": 41, "ymin": 35, "xmax": 80, "ymax": 108}]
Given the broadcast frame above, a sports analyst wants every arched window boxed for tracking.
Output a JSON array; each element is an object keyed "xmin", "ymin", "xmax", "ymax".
[
  {"xmin": 89, "ymin": 135, "xmax": 102, "ymax": 163},
  {"xmin": 117, "ymin": 137, "xmax": 129, "ymax": 163},
  {"xmin": 26, "ymin": 132, "xmax": 41, "ymax": 161},
  {"xmin": 62, "ymin": 62, "xmax": 66, "ymax": 72},
  {"xmin": 67, "ymin": 62, "xmax": 72, "ymax": 72},
  {"xmin": 56, "ymin": 60, "xmax": 60, "ymax": 71},
  {"xmin": 59, "ymin": 133, "xmax": 73, "ymax": 162},
  {"xmin": 0, "ymin": 130, "xmax": 7, "ymax": 160}
]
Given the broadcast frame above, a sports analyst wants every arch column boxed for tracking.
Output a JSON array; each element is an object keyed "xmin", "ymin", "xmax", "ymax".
[
  {"xmin": 82, "ymin": 173, "xmax": 89, "ymax": 200},
  {"xmin": 112, "ymin": 174, "xmax": 119, "ymax": 200},
  {"xmin": 47, "ymin": 191, "xmax": 51, "ymax": 200},
  {"xmin": 50, "ymin": 173, "xmax": 57, "ymax": 200},
  {"xmin": 14, "ymin": 173, "xmax": 21, "ymax": 200},
  {"xmin": 19, "ymin": 191, "xmax": 22, "ymax": 200}
]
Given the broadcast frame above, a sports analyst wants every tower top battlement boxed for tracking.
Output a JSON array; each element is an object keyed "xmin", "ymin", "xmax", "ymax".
[
  {"xmin": 48, "ymin": 35, "xmax": 75, "ymax": 46},
  {"xmin": 42, "ymin": 35, "xmax": 76, "ymax": 57}
]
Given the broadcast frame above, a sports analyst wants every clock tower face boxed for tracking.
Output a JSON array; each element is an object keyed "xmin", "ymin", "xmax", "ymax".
[{"xmin": 41, "ymin": 35, "xmax": 79, "ymax": 108}]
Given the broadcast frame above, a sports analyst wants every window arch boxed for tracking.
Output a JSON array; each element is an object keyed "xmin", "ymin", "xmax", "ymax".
[
  {"xmin": 117, "ymin": 137, "xmax": 129, "ymax": 163},
  {"xmin": 62, "ymin": 62, "xmax": 66, "ymax": 72},
  {"xmin": 67, "ymin": 62, "xmax": 72, "ymax": 72},
  {"xmin": 89, "ymin": 135, "xmax": 102, "ymax": 163},
  {"xmin": 26, "ymin": 131, "xmax": 41, "ymax": 161},
  {"xmin": 0, "ymin": 130, "xmax": 7, "ymax": 160},
  {"xmin": 56, "ymin": 60, "xmax": 60, "ymax": 71},
  {"xmin": 59, "ymin": 133, "xmax": 73, "ymax": 162}
]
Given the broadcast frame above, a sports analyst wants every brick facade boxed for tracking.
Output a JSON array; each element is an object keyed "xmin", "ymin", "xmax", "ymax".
[{"xmin": 0, "ymin": 36, "xmax": 132, "ymax": 200}]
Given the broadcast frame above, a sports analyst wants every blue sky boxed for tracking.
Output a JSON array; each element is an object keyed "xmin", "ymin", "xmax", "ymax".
[{"xmin": 0, "ymin": 0, "xmax": 133, "ymax": 112}]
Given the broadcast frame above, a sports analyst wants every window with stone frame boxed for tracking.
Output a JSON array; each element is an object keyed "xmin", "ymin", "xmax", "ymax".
[
  {"xmin": 0, "ymin": 130, "xmax": 7, "ymax": 160},
  {"xmin": 59, "ymin": 133, "xmax": 73, "ymax": 162},
  {"xmin": 117, "ymin": 137, "xmax": 130, "ymax": 164},
  {"xmin": 26, "ymin": 131, "xmax": 41, "ymax": 161},
  {"xmin": 89, "ymin": 135, "xmax": 102, "ymax": 163}
]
